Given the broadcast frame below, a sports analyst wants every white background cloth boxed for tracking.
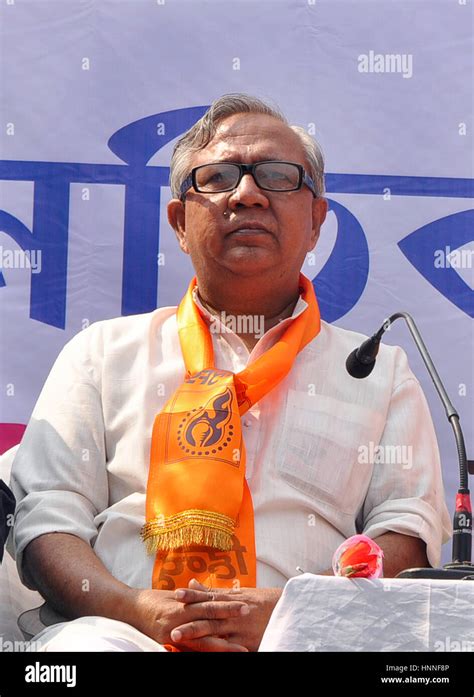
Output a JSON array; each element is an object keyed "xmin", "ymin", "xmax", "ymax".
[
  {"xmin": 9, "ymin": 292, "xmax": 451, "ymax": 593},
  {"xmin": 259, "ymin": 574, "xmax": 474, "ymax": 652}
]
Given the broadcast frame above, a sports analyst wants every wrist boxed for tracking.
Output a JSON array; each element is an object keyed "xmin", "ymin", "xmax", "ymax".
[
  {"xmin": 267, "ymin": 587, "xmax": 282, "ymax": 611},
  {"xmin": 107, "ymin": 584, "xmax": 142, "ymax": 627}
]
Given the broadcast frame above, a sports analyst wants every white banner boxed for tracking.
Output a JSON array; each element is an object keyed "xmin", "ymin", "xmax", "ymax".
[{"xmin": 0, "ymin": 0, "xmax": 472, "ymax": 564}]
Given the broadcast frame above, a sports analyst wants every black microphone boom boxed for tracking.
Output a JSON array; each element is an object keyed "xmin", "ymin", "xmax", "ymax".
[{"xmin": 346, "ymin": 311, "xmax": 473, "ymax": 579}]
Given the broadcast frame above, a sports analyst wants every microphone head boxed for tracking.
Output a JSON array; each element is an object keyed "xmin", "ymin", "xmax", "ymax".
[{"xmin": 346, "ymin": 348, "xmax": 377, "ymax": 379}]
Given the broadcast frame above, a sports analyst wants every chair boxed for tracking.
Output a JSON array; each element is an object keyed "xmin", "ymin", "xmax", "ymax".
[{"xmin": 0, "ymin": 444, "xmax": 44, "ymax": 642}]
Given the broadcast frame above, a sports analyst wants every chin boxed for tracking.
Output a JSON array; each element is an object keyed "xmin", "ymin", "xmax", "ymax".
[
  {"xmin": 222, "ymin": 250, "xmax": 278, "ymax": 275},
  {"xmin": 225, "ymin": 261, "xmax": 277, "ymax": 277}
]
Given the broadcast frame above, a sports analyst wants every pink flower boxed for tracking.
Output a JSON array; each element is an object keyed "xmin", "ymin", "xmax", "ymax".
[{"xmin": 332, "ymin": 534, "xmax": 384, "ymax": 578}]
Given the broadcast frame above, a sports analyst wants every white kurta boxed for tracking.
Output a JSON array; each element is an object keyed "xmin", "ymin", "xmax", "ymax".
[{"xmin": 10, "ymin": 290, "xmax": 451, "ymax": 594}]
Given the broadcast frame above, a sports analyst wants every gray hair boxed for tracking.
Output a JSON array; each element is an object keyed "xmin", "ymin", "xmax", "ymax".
[{"xmin": 169, "ymin": 93, "xmax": 325, "ymax": 200}]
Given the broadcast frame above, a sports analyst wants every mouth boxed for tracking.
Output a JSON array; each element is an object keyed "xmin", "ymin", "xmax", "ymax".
[
  {"xmin": 227, "ymin": 223, "xmax": 272, "ymax": 237},
  {"xmin": 229, "ymin": 229, "xmax": 269, "ymax": 236}
]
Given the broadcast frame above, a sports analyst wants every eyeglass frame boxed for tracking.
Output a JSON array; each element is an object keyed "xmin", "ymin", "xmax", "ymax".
[{"xmin": 178, "ymin": 160, "xmax": 318, "ymax": 201}]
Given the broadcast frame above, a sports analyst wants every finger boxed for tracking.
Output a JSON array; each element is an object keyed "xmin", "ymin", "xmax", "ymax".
[
  {"xmin": 175, "ymin": 588, "xmax": 211, "ymax": 603},
  {"xmin": 188, "ymin": 578, "xmax": 209, "ymax": 591},
  {"xmin": 175, "ymin": 588, "xmax": 241, "ymax": 604},
  {"xmin": 186, "ymin": 600, "xmax": 250, "ymax": 621},
  {"xmin": 187, "ymin": 578, "xmax": 242, "ymax": 594},
  {"xmin": 175, "ymin": 635, "xmax": 248, "ymax": 653},
  {"xmin": 171, "ymin": 619, "xmax": 227, "ymax": 643}
]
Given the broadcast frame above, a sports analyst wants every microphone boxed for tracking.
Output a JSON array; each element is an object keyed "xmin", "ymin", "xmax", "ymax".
[
  {"xmin": 346, "ymin": 335, "xmax": 383, "ymax": 379},
  {"xmin": 346, "ymin": 311, "xmax": 473, "ymax": 580}
]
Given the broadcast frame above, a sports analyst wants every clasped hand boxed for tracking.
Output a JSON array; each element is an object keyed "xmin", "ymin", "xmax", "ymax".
[{"xmin": 155, "ymin": 579, "xmax": 280, "ymax": 652}]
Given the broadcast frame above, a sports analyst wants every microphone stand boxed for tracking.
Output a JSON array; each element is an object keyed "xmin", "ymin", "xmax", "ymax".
[{"xmin": 347, "ymin": 311, "xmax": 473, "ymax": 580}]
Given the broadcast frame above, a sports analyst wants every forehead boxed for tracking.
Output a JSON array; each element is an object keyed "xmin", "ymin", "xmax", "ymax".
[{"xmin": 191, "ymin": 113, "xmax": 307, "ymax": 167}]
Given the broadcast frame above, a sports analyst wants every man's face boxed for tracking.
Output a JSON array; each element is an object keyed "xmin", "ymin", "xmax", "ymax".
[{"xmin": 168, "ymin": 113, "xmax": 327, "ymax": 281}]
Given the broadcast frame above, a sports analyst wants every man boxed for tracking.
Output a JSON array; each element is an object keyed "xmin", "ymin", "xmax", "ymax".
[{"xmin": 10, "ymin": 94, "xmax": 451, "ymax": 652}]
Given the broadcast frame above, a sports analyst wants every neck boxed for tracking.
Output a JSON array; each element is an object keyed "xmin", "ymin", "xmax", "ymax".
[{"xmin": 196, "ymin": 277, "xmax": 301, "ymax": 351}]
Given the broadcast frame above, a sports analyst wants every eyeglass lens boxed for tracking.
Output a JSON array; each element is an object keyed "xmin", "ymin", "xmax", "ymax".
[{"xmin": 194, "ymin": 162, "xmax": 301, "ymax": 192}]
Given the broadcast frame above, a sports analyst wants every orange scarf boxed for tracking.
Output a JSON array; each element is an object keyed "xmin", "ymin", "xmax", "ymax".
[{"xmin": 141, "ymin": 273, "xmax": 320, "ymax": 595}]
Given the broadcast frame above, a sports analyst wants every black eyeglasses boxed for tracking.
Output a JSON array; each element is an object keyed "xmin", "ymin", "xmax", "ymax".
[{"xmin": 179, "ymin": 161, "xmax": 318, "ymax": 200}]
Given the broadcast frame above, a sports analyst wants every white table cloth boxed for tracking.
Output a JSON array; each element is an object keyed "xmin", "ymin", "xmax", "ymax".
[{"xmin": 259, "ymin": 573, "xmax": 474, "ymax": 652}]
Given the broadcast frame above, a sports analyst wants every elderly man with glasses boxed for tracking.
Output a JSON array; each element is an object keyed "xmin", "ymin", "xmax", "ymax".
[{"xmin": 10, "ymin": 94, "xmax": 450, "ymax": 652}]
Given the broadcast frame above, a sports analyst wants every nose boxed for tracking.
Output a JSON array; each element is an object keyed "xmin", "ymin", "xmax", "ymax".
[{"xmin": 227, "ymin": 172, "xmax": 270, "ymax": 209}]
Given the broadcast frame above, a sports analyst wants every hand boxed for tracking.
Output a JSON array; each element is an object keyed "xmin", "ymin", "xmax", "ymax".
[
  {"xmin": 125, "ymin": 587, "xmax": 251, "ymax": 652},
  {"xmin": 170, "ymin": 579, "xmax": 282, "ymax": 652}
]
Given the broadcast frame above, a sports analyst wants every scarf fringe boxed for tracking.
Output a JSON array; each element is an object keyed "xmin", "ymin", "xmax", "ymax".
[{"xmin": 141, "ymin": 509, "xmax": 235, "ymax": 553}]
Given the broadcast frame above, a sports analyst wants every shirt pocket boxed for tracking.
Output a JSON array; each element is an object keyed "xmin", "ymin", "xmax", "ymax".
[{"xmin": 274, "ymin": 388, "xmax": 384, "ymax": 515}]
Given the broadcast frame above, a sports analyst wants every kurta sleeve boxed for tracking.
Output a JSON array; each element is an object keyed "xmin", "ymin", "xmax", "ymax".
[
  {"xmin": 359, "ymin": 348, "xmax": 452, "ymax": 568},
  {"xmin": 9, "ymin": 324, "xmax": 108, "ymax": 589}
]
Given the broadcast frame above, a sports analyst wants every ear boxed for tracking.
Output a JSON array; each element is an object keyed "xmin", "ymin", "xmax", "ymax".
[
  {"xmin": 167, "ymin": 199, "xmax": 189, "ymax": 254},
  {"xmin": 309, "ymin": 197, "xmax": 328, "ymax": 251}
]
